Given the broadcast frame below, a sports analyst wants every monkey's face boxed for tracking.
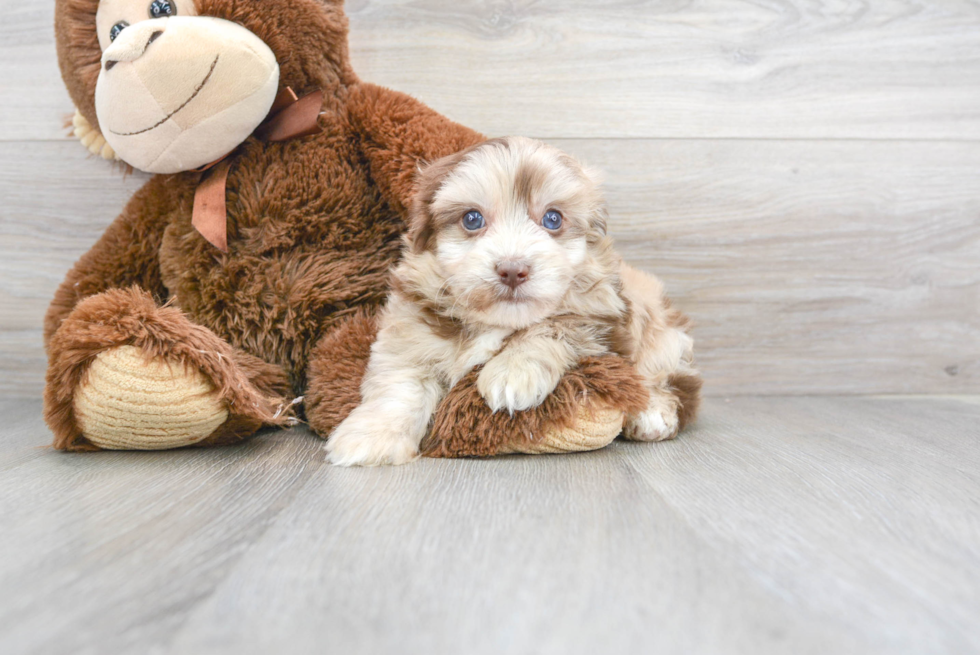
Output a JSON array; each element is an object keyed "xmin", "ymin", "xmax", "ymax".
[{"xmin": 93, "ymin": 0, "xmax": 279, "ymax": 173}]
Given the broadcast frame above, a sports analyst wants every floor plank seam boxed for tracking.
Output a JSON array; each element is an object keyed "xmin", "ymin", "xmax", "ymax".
[{"xmin": 150, "ymin": 433, "xmax": 328, "ymax": 654}]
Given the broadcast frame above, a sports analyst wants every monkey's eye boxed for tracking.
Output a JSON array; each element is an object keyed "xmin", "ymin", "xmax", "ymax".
[
  {"xmin": 109, "ymin": 21, "xmax": 129, "ymax": 42},
  {"xmin": 462, "ymin": 210, "xmax": 486, "ymax": 231},
  {"xmin": 149, "ymin": 0, "xmax": 177, "ymax": 18},
  {"xmin": 542, "ymin": 210, "xmax": 563, "ymax": 231}
]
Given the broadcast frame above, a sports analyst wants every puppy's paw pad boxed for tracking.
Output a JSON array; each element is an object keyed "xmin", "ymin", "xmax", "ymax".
[{"xmin": 625, "ymin": 408, "xmax": 679, "ymax": 442}]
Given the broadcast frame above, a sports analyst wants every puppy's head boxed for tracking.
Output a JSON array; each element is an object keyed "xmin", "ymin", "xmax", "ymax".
[{"xmin": 406, "ymin": 137, "xmax": 610, "ymax": 330}]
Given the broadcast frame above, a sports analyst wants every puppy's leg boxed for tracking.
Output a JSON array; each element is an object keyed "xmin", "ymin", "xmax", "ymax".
[
  {"xmin": 618, "ymin": 264, "xmax": 702, "ymax": 442},
  {"xmin": 326, "ymin": 303, "xmax": 444, "ymax": 467},
  {"xmin": 327, "ymin": 369, "xmax": 442, "ymax": 466},
  {"xmin": 478, "ymin": 335, "xmax": 570, "ymax": 414},
  {"xmin": 478, "ymin": 318, "xmax": 608, "ymax": 414}
]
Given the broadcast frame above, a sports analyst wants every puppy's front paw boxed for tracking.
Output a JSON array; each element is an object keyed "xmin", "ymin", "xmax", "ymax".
[
  {"xmin": 477, "ymin": 355, "xmax": 562, "ymax": 414},
  {"xmin": 326, "ymin": 411, "xmax": 420, "ymax": 467},
  {"xmin": 624, "ymin": 406, "xmax": 680, "ymax": 442}
]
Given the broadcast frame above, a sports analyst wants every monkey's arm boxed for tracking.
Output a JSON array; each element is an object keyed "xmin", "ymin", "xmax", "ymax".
[
  {"xmin": 44, "ymin": 174, "xmax": 183, "ymax": 347},
  {"xmin": 346, "ymin": 82, "xmax": 485, "ymax": 220}
]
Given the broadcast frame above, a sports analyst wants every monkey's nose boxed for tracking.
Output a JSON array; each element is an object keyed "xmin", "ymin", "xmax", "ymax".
[
  {"xmin": 496, "ymin": 261, "xmax": 531, "ymax": 290},
  {"xmin": 104, "ymin": 26, "xmax": 166, "ymax": 71}
]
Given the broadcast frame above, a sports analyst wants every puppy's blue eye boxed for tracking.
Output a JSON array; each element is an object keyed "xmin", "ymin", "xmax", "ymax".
[
  {"xmin": 543, "ymin": 210, "xmax": 563, "ymax": 231},
  {"xmin": 462, "ymin": 210, "xmax": 485, "ymax": 231}
]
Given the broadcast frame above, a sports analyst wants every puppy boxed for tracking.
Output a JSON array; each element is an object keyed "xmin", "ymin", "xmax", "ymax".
[{"xmin": 327, "ymin": 137, "xmax": 700, "ymax": 466}]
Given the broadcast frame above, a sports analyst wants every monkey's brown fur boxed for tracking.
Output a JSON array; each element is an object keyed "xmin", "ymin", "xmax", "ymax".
[
  {"xmin": 422, "ymin": 358, "xmax": 652, "ymax": 459},
  {"xmin": 46, "ymin": 0, "xmax": 654, "ymax": 455}
]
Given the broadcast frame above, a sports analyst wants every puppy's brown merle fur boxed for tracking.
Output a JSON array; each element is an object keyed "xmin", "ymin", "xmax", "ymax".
[{"xmin": 327, "ymin": 137, "xmax": 701, "ymax": 466}]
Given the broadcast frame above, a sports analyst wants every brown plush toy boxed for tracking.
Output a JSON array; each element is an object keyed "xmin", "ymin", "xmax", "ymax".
[{"xmin": 45, "ymin": 0, "xmax": 670, "ymax": 456}]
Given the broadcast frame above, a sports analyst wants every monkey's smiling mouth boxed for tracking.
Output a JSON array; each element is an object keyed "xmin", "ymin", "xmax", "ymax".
[{"xmin": 109, "ymin": 55, "xmax": 220, "ymax": 136}]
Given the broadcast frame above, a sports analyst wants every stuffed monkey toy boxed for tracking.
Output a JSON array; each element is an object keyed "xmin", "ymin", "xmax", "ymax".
[{"xmin": 46, "ymin": 0, "xmax": 675, "ymax": 457}]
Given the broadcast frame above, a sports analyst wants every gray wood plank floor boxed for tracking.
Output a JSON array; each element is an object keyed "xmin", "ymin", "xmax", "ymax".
[{"xmin": 2, "ymin": 396, "xmax": 978, "ymax": 655}]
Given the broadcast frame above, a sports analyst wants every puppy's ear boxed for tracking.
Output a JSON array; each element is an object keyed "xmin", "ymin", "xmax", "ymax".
[
  {"xmin": 555, "ymin": 152, "xmax": 609, "ymax": 240},
  {"xmin": 589, "ymin": 204, "xmax": 610, "ymax": 239},
  {"xmin": 407, "ymin": 147, "xmax": 475, "ymax": 254},
  {"xmin": 406, "ymin": 182, "xmax": 436, "ymax": 254},
  {"xmin": 580, "ymin": 165, "xmax": 609, "ymax": 240},
  {"xmin": 582, "ymin": 165, "xmax": 606, "ymax": 188}
]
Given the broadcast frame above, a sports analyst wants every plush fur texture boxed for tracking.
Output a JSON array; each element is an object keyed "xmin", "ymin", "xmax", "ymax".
[
  {"xmin": 47, "ymin": 0, "xmax": 488, "ymax": 450},
  {"xmin": 304, "ymin": 306, "xmax": 379, "ymax": 435},
  {"xmin": 45, "ymin": 287, "xmax": 291, "ymax": 451},
  {"xmin": 327, "ymin": 138, "xmax": 701, "ymax": 466},
  {"xmin": 422, "ymin": 357, "xmax": 650, "ymax": 458},
  {"xmin": 47, "ymin": 0, "xmax": 663, "ymax": 454},
  {"xmin": 303, "ymin": 300, "xmax": 656, "ymax": 460}
]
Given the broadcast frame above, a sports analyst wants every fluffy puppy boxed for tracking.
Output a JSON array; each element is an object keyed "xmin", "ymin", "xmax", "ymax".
[{"xmin": 327, "ymin": 137, "xmax": 700, "ymax": 466}]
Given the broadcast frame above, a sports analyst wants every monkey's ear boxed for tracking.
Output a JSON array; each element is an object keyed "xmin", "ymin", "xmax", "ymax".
[{"xmin": 70, "ymin": 109, "xmax": 120, "ymax": 161}]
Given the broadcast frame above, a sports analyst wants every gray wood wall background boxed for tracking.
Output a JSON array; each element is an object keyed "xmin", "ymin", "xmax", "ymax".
[{"xmin": 1, "ymin": 0, "xmax": 978, "ymax": 399}]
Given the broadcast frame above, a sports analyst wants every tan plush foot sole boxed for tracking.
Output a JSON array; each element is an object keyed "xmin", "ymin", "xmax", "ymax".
[
  {"xmin": 502, "ymin": 406, "xmax": 624, "ymax": 455},
  {"xmin": 74, "ymin": 346, "xmax": 229, "ymax": 451}
]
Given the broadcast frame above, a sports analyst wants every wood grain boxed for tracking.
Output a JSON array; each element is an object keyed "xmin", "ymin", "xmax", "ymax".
[
  {"xmin": 2, "ymin": 396, "xmax": 978, "ymax": 654},
  {"xmin": 346, "ymin": 0, "xmax": 980, "ymax": 139},
  {"xmin": 4, "ymin": 2, "xmax": 979, "ymax": 653},
  {"xmin": 1, "ymin": 0, "xmax": 977, "ymax": 396},
  {"xmin": 3, "ymin": 138, "xmax": 976, "ymax": 397},
  {"xmin": 553, "ymin": 138, "xmax": 980, "ymax": 395},
  {"xmin": 5, "ymin": 1, "xmax": 980, "ymax": 141},
  {"xmin": 0, "ymin": 0, "xmax": 74, "ymax": 142},
  {"xmin": 0, "ymin": 410, "xmax": 325, "ymax": 655},
  {"xmin": 0, "ymin": 140, "xmax": 150, "ymax": 397}
]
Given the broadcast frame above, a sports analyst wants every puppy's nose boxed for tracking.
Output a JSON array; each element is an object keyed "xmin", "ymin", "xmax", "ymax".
[{"xmin": 496, "ymin": 261, "xmax": 530, "ymax": 290}]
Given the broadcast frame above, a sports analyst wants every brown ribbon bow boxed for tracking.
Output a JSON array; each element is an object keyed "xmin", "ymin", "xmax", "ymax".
[{"xmin": 191, "ymin": 87, "xmax": 324, "ymax": 252}]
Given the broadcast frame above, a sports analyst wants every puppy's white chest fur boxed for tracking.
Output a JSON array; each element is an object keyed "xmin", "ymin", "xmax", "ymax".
[
  {"xmin": 446, "ymin": 327, "xmax": 512, "ymax": 385},
  {"xmin": 380, "ymin": 294, "xmax": 512, "ymax": 388}
]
